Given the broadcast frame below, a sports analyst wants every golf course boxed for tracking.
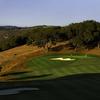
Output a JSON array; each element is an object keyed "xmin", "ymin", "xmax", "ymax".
[
  {"xmin": 0, "ymin": 53, "xmax": 100, "ymax": 100},
  {"xmin": 0, "ymin": 19, "xmax": 100, "ymax": 99},
  {"xmin": 0, "ymin": 54, "xmax": 100, "ymax": 100},
  {"xmin": 24, "ymin": 54, "xmax": 100, "ymax": 80},
  {"xmin": 1, "ymin": 53, "xmax": 100, "ymax": 81}
]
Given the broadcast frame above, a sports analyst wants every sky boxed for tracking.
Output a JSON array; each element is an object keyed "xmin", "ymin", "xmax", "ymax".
[{"xmin": 0, "ymin": 0, "xmax": 100, "ymax": 26}]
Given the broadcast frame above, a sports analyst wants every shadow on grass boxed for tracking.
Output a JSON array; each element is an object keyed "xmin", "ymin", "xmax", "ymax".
[
  {"xmin": 0, "ymin": 71, "xmax": 31, "ymax": 77},
  {"xmin": 0, "ymin": 73, "xmax": 100, "ymax": 100},
  {"xmin": 8, "ymin": 74, "xmax": 52, "ymax": 80}
]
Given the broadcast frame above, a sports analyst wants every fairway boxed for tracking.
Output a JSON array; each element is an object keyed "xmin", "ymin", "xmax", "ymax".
[
  {"xmin": 23, "ymin": 54, "xmax": 100, "ymax": 80},
  {"xmin": 1, "ymin": 54, "xmax": 100, "ymax": 100}
]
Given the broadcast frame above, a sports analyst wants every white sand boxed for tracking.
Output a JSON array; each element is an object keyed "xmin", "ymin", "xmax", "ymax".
[{"xmin": 50, "ymin": 57, "xmax": 75, "ymax": 61}]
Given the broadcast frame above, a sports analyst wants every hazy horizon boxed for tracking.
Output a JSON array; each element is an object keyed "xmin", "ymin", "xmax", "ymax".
[{"xmin": 0, "ymin": 0, "xmax": 100, "ymax": 26}]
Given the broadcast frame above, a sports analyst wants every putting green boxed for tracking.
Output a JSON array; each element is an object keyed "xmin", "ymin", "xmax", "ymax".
[{"xmin": 24, "ymin": 54, "xmax": 100, "ymax": 80}]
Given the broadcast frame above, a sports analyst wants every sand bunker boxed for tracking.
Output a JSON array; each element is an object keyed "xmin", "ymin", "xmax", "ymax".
[{"xmin": 50, "ymin": 57, "xmax": 75, "ymax": 61}]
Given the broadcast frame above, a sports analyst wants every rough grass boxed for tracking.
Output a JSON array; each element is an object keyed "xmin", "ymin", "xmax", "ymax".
[{"xmin": 0, "ymin": 45, "xmax": 44, "ymax": 74}]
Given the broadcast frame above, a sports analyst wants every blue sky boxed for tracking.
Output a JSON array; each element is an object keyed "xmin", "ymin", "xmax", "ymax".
[{"xmin": 0, "ymin": 0, "xmax": 100, "ymax": 26}]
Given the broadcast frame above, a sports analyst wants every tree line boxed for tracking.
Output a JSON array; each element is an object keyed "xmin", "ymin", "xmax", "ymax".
[{"xmin": 0, "ymin": 20, "xmax": 100, "ymax": 51}]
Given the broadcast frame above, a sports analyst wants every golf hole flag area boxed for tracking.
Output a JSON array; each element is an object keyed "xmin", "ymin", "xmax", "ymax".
[{"xmin": 25, "ymin": 54, "xmax": 100, "ymax": 80}]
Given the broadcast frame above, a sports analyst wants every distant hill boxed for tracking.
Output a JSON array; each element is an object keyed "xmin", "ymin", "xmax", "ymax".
[{"xmin": 0, "ymin": 26, "xmax": 22, "ymax": 30}]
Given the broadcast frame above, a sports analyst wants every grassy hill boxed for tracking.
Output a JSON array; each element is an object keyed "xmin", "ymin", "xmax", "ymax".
[
  {"xmin": 0, "ymin": 45, "xmax": 44, "ymax": 80},
  {"xmin": 0, "ymin": 43, "xmax": 100, "ymax": 81},
  {"xmin": 0, "ymin": 43, "xmax": 100, "ymax": 99}
]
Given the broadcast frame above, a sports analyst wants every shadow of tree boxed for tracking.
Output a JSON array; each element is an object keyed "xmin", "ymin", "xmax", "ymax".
[
  {"xmin": 0, "ymin": 71, "xmax": 31, "ymax": 77},
  {"xmin": 0, "ymin": 73, "xmax": 100, "ymax": 100},
  {"xmin": 8, "ymin": 74, "xmax": 52, "ymax": 80}
]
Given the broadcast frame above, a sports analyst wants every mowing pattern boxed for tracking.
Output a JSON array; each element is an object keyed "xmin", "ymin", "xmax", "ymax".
[
  {"xmin": 25, "ymin": 54, "xmax": 100, "ymax": 80},
  {"xmin": 0, "ymin": 54, "xmax": 100, "ymax": 99}
]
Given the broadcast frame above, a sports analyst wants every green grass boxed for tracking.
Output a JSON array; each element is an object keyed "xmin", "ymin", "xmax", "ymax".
[
  {"xmin": 4, "ymin": 53, "xmax": 100, "ymax": 80},
  {"xmin": 1, "ymin": 54, "xmax": 100, "ymax": 99},
  {"xmin": 23, "ymin": 53, "xmax": 100, "ymax": 80}
]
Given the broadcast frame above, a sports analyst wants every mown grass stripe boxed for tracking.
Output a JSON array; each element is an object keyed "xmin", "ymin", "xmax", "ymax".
[{"xmin": 25, "ymin": 54, "xmax": 100, "ymax": 80}]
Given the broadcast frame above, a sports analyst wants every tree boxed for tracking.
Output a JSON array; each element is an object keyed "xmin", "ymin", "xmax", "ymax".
[{"xmin": 70, "ymin": 36, "xmax": 84, "ymax": 50}]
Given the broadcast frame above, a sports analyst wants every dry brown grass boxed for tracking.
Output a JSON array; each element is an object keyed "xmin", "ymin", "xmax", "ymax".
[{"xmin": 0, "ymin": 45, "xmax": 44, "ymax": 73}]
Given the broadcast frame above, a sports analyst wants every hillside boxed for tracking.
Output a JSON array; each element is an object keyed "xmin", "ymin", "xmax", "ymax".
[
  {"xmin": 0, "ymin": 41, "xmax": 69, "ymax": 73},
  {"xmin": 0, "ymin": 20, "xmax": 100, "ymax": 52},
  {"xmin": 0, "ymin": 42, "xmax": 100, "ymax": 81},
  {"xmin": 0, "ymin": 45, "xmax": 44, "ymax": 75},
  {"xmin": 1, "ymin": 20, "xmax": 100, "ymax": 81}
]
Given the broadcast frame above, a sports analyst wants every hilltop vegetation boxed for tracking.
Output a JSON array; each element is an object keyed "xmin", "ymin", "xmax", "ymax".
[{"xmin": 0, "ymin": 20, "xmax": 100, "ymax": 51}]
